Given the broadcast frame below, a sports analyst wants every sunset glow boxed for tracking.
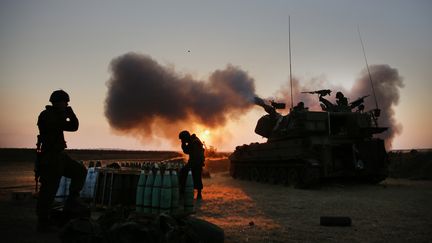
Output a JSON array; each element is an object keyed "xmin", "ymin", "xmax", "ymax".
[
  {"xmin": 199, "ymin": 129, "xmax": 211, "ymax": 145},
  {"xmin": 0, "ymin": 1, "xmax": 431, "ymax": 151}
]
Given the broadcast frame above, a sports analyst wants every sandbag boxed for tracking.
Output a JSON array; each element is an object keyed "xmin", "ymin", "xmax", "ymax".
[{"xmin": 60, "ymin": 217, "xmax": 104, "ymax": 243}]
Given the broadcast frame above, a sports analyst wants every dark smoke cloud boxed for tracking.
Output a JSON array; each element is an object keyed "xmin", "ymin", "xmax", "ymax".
[
  {"xmin": 276, "ymin": 64, "xmax": 404, "ymax": 150},
  {"xmin": 105, "ymin": 52, "xmax": 403, "ymax": 150},
  {"xmin": 105, "ymin": 52, "xmax": 256, "ymax": 145}
]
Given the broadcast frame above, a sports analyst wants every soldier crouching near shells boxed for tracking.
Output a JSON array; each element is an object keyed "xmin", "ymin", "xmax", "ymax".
[{"xmin": 178, "ymin": 130, "xmax": 205, "ymax": 200}]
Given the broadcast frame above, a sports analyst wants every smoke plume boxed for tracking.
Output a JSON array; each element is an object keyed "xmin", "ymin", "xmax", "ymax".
[
  {"xmin": 105, "ymin": 52, "xmax": 403, "ymax": 150},
  {"xmin": 351, "ymin": 64, "xmax": 404, "ymax": 149},
  {"xmin": 105, "ymin": 52, "xmax": 256, "ymax": 146}
]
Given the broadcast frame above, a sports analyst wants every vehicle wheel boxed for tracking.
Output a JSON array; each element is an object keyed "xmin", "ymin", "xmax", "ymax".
[
  {"xmin": 280, "ymin": 168, "xmax": 290, "ymax": 186},
  {"xmin": 261, "ymin": 168, "xmax": 270, "ymax": 183},
  {"xmin": 237, "ymin": 167, "xmax": 245, "ymax": 180},
  {"xmin": 364, "ymin": 174, "xmax": 387, "ymax": 184},
  {"xmin": 243, "ymin": 167, "xmax": 251, "ymax": 180},
  {"xmin": 301, "ymin": 166, "xmax": 320, "ymax": 188},
  {"xmin": 230, "ymin": 165, "xmax": 237, "ymax": 179},
  {"xmin": 286, "ymin": 168, "xmax": 300, "ymax": 188},
  {"xmin": 250, "ymin": 167, "xmax": 260, "ymax": 182},
  {"xmin": 268, "ymin": 168, "xmax": 279, "ymax": 184}
]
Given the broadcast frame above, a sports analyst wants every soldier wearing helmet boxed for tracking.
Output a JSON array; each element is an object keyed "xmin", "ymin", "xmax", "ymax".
[
  {"xmin": 318, "ymin": 91, "xmax": 350, "ymax": 112},
  {"xmin": 35, "ymin": 90, "xmax": 87, "ymax": 232},
  {"xmin": 335, "ymin": 92, "xmax": 348, "ymax": 106},
  {"xmin": 293, "ymin": 101, "xmax": 308, "ymax": 112},
  {"xmin": 178, "ymin": 130, "xmax": 205, "ymax": 200},
  {"xmin": 335, "ymin": 92, "xmax": 350, "ymax": 112}
]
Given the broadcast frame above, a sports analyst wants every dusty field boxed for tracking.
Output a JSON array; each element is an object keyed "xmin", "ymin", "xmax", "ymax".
[
  {"xmin": 196, "ymin": 173, "xmax": 432, "ymax": 242},
  {"xmin": 0, "ymin": 153, "xmax": 431, "ymax": 242}
]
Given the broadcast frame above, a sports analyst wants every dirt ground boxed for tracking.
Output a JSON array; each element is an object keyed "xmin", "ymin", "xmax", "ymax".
[
  {"xmin": 196, "ymin": 173, "xmax": 432, "ymax": 243},
  {"xmin": 0, "ymin": 158, "xmax": 431, "ymax": 242}
]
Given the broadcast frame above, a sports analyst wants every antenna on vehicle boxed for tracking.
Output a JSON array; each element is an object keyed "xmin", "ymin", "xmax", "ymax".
[
  {"xmin": 289, "ymin": 16, "xmax": 294, "ymax": 110},
  {"xmin": 358, "ymin": 26, "xmax": 381, "ymax": 126},
  {"xmin": 357, "ymin": 26, "xmax": 379, "ymax": 113}
]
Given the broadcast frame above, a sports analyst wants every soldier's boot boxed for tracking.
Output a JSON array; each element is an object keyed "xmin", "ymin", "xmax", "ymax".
[
  {"xmin": 64, "ymin": 197, "xmax": 90, "ymax": 217},
  {"xmin": 36, "ymin": 216, "xmax": 58, "ymax": 233},
  {"xmin": 196, "ymin": 190, "xmax": 202, "ymax": 200}
]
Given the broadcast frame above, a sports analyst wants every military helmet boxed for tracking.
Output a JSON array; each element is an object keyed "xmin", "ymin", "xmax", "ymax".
[
  {"xmin": 179, "ymin": 130, "xmax": 191, "ymax": 140},
  {"xmin": 49, "ymin": 90, "xmax": 70, "ymax": 103},
  {"xmin": 336, "ymin": 92, "xmax": 344, "ymax": 99}
]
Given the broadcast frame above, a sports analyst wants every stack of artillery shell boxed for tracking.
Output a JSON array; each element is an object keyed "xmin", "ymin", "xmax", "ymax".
[
  {"xmin": 135, "ymin": 167, "xmax": 194, "ymax": 214},
  {"xmin": 160, "ymin": 170, "xmax": 172, "ymax": 213},
  {"xmin": 143, "ymin": 170, "xmax": 154, "ymax": 213},
  {"xmin": 55, "ymin": 161, "xmax": 97, "ymax": 202},
  {"xmin": 184, "ymin": 170, "xmax": 194, "ymax": 213},
  {"xmin": 135, "ymin": 170, "xmax": 146, "ymax": 212},
  {"xmin": 80, "ymin": 167, "xmax": 99, "ymax": 199},
  {"xmin": 171, "ymin": 170, "xmax": 179, "ymax": 212},
  {"xmin": 151, "ymin": 169, "xmax": 162, "ymax": 213},
  {"xmin": 55, "ymin": 176, "xmax": 72, "ymax": 202}
]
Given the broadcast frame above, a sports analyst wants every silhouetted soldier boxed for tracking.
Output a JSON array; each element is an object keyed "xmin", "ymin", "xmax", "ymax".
[
  {"xmin": 319, "ymin": 94, "xmax": 335, "ymax": 112},
  {"xmin": 292, "ymin": 101, "xmax": 308, "ymax": 112},
  {"xmin": 335, "ymin": 91, "xmax": 350, "ymax": 111},
  {"xmin": 178, "ymin": 130, "xmax": 205, "ymax": 200},
  {"xmin": 35, "ymin": 90, "xmax": 87, "ymax": 232},
  {"xmin": 319, "ymin": 91, "xmax": 350, "ymax": 112}
]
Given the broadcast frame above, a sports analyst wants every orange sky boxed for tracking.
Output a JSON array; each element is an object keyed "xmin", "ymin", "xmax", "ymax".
[{"xmin": 1, "ymin": 1, "xmax": 431, "ymax": 151}]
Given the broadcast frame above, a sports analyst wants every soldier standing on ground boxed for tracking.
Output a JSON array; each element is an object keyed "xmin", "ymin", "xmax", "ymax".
[
  {"xmin": 35, "ymin": 90, "xmax": 87, "ymax": 232},
  {"xmin": 178, "ymin": 130, "xmax": 205, "ymax": 200}
]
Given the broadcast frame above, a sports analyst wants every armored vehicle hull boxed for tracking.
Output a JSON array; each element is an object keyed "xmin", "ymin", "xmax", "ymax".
[{"xmin": 229, "ymin": 102, "xmax": 389, "ymax": 188}]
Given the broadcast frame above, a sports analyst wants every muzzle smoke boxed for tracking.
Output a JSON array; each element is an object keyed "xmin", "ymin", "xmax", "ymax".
[
  {"xmin": 105, "ymin": 53, "xmax": 403, "ymax": 150},
  {"xmin": 104, "ymin": 53, "xmax": 256, "ymax": 146}
]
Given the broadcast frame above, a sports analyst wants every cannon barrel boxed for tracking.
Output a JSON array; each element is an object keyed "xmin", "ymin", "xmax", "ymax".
[
  {"xmin": 350, "ymin": 95, "xmax": 370, "ymax": 109},
  {"xmin": 254, "ymin": 97, "xmax": 285, "ymax": 115}
]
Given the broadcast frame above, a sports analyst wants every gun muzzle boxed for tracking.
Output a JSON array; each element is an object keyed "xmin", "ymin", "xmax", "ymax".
[
  {"xmin": 271, "ymin": 101, "xmax": 286, "ymax": 110},
  {"xmin": 253, "ymin": 97, "xmax": 265, "ymax": 106}
]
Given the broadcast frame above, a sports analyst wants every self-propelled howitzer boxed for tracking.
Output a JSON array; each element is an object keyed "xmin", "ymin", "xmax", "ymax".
[{"xmin": 229, "ymin": 92, "xmax": 389, "ymax": 188}]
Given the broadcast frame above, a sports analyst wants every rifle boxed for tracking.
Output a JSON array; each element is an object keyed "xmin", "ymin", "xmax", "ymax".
[
  {"xmin": 34, "ymin": 135, "xmax": 42, "ymax": 193},
  {"xmin": 301, "ymin": 89, "xmax": 332, "ymax": 97},
  {"xmin": 350, "ymin": 95, "xmax": 370, "ymax": 109}
]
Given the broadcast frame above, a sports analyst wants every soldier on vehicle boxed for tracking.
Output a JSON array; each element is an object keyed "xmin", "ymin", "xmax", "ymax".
[
  {"xmin": 335, "ymin": 92, "xmax": 350, "ymax": 112},
  {"xmin": 178, "ymin": 130, "xmax": 205, "ymax": 200},
  {"xmin": 35, "ymin": 90, "xmax": 87, "ymax": 232},
  {"xmin": 292, "ymin": 101, "xmax": 308, "ymax": 112},
  {"xmin": 335, "ymin": 92, "xmax": 347, "ymax": 106},
  {"xmin": 318, "ymin": 91, "xmax": 350, "ymax": 112},
  {"xmin": 318, "ymin": 94, "xmax": 335, "ymax": 112}
]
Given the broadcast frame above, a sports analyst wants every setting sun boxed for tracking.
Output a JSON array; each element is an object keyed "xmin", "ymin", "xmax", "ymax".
[{"xmin": 199, "ymin": 129, "xmax": 211, "ymax": 145}]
